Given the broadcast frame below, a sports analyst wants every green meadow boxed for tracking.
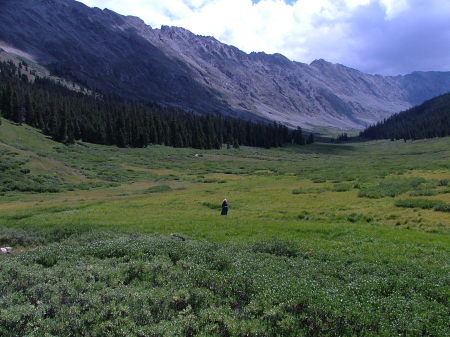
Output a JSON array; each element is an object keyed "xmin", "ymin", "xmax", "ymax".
[{"xmin": 1, "ymin": 119, "xmax": 449, "ymax": 336}]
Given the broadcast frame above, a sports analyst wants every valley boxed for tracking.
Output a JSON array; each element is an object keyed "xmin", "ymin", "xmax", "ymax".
[
  {"xmin": 1, "ymin": 119, "xmax": 449, "ymax": 335},
  {"xmin": 0, "ymin": 0, "xmax": 449, "ymax": 335},
  {"xmin": 1, "ymin": 120, "xmax": 449, "ymax": 238}
]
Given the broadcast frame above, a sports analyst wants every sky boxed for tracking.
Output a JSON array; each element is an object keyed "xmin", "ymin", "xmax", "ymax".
[{"xmin": 78, "ymin": 0, "xmax": 450, "ymax": 75}]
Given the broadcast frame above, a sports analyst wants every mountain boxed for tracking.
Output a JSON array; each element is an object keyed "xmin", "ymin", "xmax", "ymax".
[
  {"xmin": 0, "ymin": 60, "xmax": 296, "ymax": 149},
  {"xmin": 360, "ymin": 93, "xmax": 450, "ymax": 140},
  {"xmin": 1, "ymin": 0, "xmax": 450, "ymax": 130},
  {"xmin": 0, "ymin": 48, "xmax": 92, "ymax": 94}
]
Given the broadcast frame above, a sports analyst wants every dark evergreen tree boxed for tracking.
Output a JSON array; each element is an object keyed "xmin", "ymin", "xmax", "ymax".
[
  {"xmin": 291, "ymin": 127, "xmax": 305, "ymax": 145},
  {"xmin": 0, "ymin": 60, "xmax": 310, "ymax": 150},
  {"xmin": 306, "ymin": 134, "xmax": 315, "ymax": 144},
  {"xmin": 360, "ymin": 93, "xmax": 450, "ymax": 141},
  {"xmin": 336, "ymin": 133, "xmax": 349, "ymax": 142},
  {"xmin": 9, "ymin": 91, "xmax": 19, "ymax": 123}
]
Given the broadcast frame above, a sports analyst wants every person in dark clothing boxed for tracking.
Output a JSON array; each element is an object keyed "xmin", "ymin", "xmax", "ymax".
[{"xmin": 221, "ymin": 199, "xmax": 228, "ymax": 215}]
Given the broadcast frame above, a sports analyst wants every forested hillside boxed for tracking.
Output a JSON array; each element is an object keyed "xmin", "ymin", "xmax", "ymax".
[
  {"xmin": 360, "ymin": 93, "xmax": 450, "ymax": 141},
  {"xmin": 0, "ymin": 61, "xmax": 308, "ymax": 149}
]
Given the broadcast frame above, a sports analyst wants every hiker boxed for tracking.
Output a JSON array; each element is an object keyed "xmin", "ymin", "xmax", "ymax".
[{"xmin": 221, "ymin": 198, "xmax": 229, "ymax": 215}]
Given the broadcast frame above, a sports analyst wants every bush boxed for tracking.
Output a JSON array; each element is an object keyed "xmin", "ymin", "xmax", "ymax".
[
  {"xmin": 395, "ymin": 199, "xmax": 446, "ymax": 210},
  {"xmin": 333, "ymin": 183, "xmax": 352, "ymax": 192},
  {"xmin": 201, "ymin": 202, "xmax": 221, "ymax": 210},
  {"xmin": 292, "ymin": 187, "xmax": 330, "ymax": 195},
  {"xmin": 359, "ymin": 178, "xmax": 426, "ymax": 199},
  {"xmin": 297, "ymin": 210, "xmax": 312, "ymax": 220},
  {"xmin": 438, "ymin": 188, "xmax": 450, "ymax": 195},
  {"xmin": 346, "ymin": 213, "xmax": 373, "ymax": 223},
  {"xmin": 0, "ymin": 227, "xmax": 45, "ymax": 247},
  {"xmin": 35, "ymin": 252, "xmax": 58, "ymax": 267},
  {"xmin": 251, "ymin": 240, "xmax": 298, "ymax": 257},
  {"xmin": 75, "ymin": 181, "xmax": 120, "ymax": 190},
  {"xmin": 410, "ymin": 189, "xmax": 438, "ymax": 196},
  {"xmin": 0, "ymin": 233, "xmax": 448, "ymax": 337},
  {"xmin": 144, "ymin": 185, "xmax": 172, "ymax": 194},
  {"xmin": 437, "ymin": 179, "xmax": 449, "ymax": 186},
  {"xmin": 434, "ymin": 204, "xmax": 450, "ymax": 212},
  {"xmin": 202, "ymin": 178, "xmax": 218, "ymax": 183}
]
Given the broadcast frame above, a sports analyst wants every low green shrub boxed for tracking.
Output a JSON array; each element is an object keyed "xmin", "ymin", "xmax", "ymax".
[
  {"xmin": 201, "ymin": 202, "xmax": 221, "ymax": 210},
  {"xmin": 251, "ymin": 240, "xmax": 298, "ymax": 257},
  {"xmin": 75, "ymin": 181, "xmax": 120, "ymax": 190},
  {"xmin": 359, "ymin": 177, "xmax": 426, "ymax": 199},
  {"xmin": 0, "ymin": 233, "xmax": 448, "ymax": 337},
  {"xmin": 201, "ymin": 178, "xmax": 226, "ymax": 183},
  {"xmin": 410, "ymin": 189, "xmax": 438, "ymax": 196},
  {"xmin": 0, "ymin": 227, "xmax": 45, "ymax": 247},
  {"xmin": 333, "ymin": 183, "xmax": 353, "ymax": 192},
  {"xmin": 438, "ymin": 188, "xmax": 450, "ymax": 194},
  {"xmin": 395, "ymin": 199, "xmax": 446, "ymax": 209},
  {"xmin": 297, "ymin": 210, "xmax": 312, "ymax": 220},
  {"xmin": 352, "ymin": 182, "xmax": 362, "ymax": 189},
  {"xmin": 346, "ymin": 213, "xmax": 373, "ymax": 223},
  {"xmin": 155, "ymin": 174, "xmax": 180, "ymax": 181},
  {"xmin": 292, "ymin": 187, "xmax": 330, "ymax": 194},
  {"xmin": 437, "ymin": 179, "xmax": 449, "ymax": 186},
  {"xmin": 144, "ymin": 185, "xmax": 172, "ymax": 194},
  {"xmin": 434, "ymin": 204, "xmax": 450, "ymax": 212},
  {"xmin": 35, "ymin": 251, "xmax": 59, "ymax": 268}
]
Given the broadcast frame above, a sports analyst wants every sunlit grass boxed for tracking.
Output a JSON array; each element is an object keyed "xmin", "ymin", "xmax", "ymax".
[
  {"xmin": 1, "ymin": 119, "xmax": 449, "ymax": 336},
  {"xmin": 0, "ymin": 118, "xmax": 449, "ymax": 264}
]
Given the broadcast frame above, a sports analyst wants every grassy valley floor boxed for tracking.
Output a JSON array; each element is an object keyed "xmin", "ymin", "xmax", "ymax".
[{"xmin": 0, "ymin": 120, "xmax": 449, "ymax": 336}]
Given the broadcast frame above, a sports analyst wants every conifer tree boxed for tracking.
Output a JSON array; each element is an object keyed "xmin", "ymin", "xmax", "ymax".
[
  {"xmin": 306, "ymin": 134, "xmax": 315, "ymax": 144},
  {"xmin": 0, "ymin": 60, "xmax": 307, "ymax": 150}
]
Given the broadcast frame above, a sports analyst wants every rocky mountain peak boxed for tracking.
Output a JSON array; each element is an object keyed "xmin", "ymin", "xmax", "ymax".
[
  {"xmin": 160, "ymin": 25, "xmax": 193, "ymax": 37},
  {"xmin": 310, "ymin": 58, "xmax": 329, "ymax": 67},
  {"xmin": 1, "ymin": 0, "xmax": 450, "ymax": 130}
]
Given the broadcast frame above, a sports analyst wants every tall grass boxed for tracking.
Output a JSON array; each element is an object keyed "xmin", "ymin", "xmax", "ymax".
[{"xmin": 358, "ymin": 178, "xmax": 425, "ymax": 198}]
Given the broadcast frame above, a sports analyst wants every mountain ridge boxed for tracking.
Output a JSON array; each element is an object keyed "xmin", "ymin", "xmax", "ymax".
[{"xmin": 1, "ymin": 0, "xmax": 450, "ymax": 130}]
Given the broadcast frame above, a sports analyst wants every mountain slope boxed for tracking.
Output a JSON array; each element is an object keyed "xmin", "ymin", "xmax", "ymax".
[
  {"xmin": 1, "ymin": 0, "xmax": 450, "ymax": 130},
  {"xmin": 0, "ymin": 48, "xmax": 92, "ymax": 94},
  {"xmin": 0, "ymin": 60, "xmax": 294, "ymax": 149},
  {"xmin": 360, "ymin": 92, "xmax": 450, "ymax": 140}
]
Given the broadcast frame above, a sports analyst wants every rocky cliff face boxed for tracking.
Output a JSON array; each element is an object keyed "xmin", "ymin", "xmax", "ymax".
[{"xmin": 1, "ymin": 0, "xmax": 450, "ymax": 130}]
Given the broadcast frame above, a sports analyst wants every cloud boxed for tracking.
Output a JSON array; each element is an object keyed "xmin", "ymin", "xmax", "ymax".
[{"xmin": 77, "ymin": 0, "xmax": 450, "ymax": 75}]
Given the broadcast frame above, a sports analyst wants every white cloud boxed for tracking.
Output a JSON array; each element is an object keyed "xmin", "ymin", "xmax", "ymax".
[
  {"xmin": 379, "ymin": 0, "xmax": 409, "ymax": 19},
  {"xmin": 76, "ymin": 0, "xmax": 450, "ymax": 75}
]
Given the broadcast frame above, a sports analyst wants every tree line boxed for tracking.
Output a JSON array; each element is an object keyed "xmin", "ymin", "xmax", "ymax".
[
  {"xmin": 360, "ymin": 93, "xmax": 450, "ymax": 141},
  {"xmin": 0, "ymin": 61, "xmax": 313, "ymax": 149}
]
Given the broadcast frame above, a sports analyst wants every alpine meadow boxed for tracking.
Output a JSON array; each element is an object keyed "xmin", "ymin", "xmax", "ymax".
[
  {"xmin": 1, "ymin": 117, "xmax": 449, "ymax": 336},
  {"xmin": 1, "ymin": 0, "xmax": 450, "ymax": 336}
]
